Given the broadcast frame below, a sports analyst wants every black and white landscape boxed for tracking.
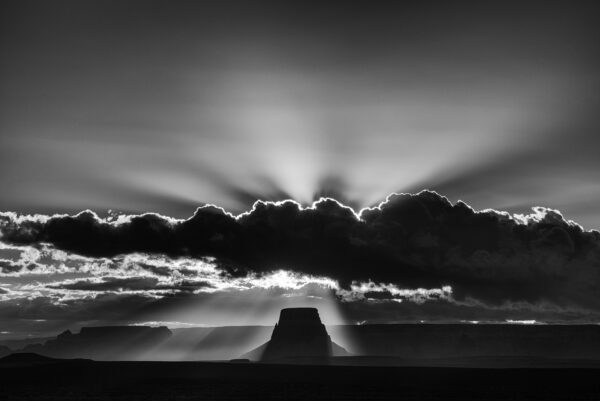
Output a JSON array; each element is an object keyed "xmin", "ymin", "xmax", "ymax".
[{"xmin": 1, "ymin": 1, "xmax": 600, "ymax": 400}]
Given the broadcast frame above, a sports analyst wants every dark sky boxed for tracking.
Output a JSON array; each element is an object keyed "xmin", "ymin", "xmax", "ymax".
[{"xmin": 1, "ymin": 1, "xmax": 600, "ymax": 337}]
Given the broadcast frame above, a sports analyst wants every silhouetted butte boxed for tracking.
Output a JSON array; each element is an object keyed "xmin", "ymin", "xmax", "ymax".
[{"xmin": 243, "ymin": 308, "xmax": 348, "ymax": 362}]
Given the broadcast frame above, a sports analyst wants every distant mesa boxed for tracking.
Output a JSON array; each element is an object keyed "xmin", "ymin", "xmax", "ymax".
[
  {"xmin": 22, "ymin": 326, "xmax": 172, "ymax": 360},
  {"xmin": 0, "ymin": 345, "xmax": 11, "ymax": 359},
  {"xmin": 242, "ymin": 308, "xmax": 349, "ymax": 362},
  {"xmin": 0, "ymin": 352, "xmax": 58, "ymax": 364}
]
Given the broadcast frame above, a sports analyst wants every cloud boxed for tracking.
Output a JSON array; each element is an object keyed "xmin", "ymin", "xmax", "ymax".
[
  {"xmin": 339, "ymin": 282, "xmax": 453, "ymax": 304},
  {"xmin": 0, "ymin": 259, "xmax": 23, "ymax": 274},
  {"xmin": 47, "ymin": 276, "xmax": 161, "ymax": 292},
  {"xmin": 44, "ymin": 276, "xmax": 216, "ymax": 295},
  {"xmin": 1, "ymin": 191, "xmax": 600, "ymax": 314}
]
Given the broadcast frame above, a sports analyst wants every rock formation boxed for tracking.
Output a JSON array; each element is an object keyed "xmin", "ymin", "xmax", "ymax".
[
  {"xmin": 332, "ymin": 324, "xmax": 600, "ymax": 359},
  {"xmin": 243, "ymin": 308, "xmax": 348, "ymax": 362},
  {"xmin": 22, "ymin": 326, "xmax": 171, "ymax": 360}
]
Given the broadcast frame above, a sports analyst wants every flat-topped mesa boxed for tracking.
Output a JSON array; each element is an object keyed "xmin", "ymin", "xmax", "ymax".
[
  {"xmin": 277, "ymin": 307, "xmax": 324, "ymax": 326},
  {"xmin": 261, "ymin": 308, "xmax": 333, "ymax": 361}
]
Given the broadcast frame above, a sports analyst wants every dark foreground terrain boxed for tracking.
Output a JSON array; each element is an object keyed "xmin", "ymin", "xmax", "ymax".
[{"xmin": 1, "ymin": 356, "xmax": 600, "ymax": 401}]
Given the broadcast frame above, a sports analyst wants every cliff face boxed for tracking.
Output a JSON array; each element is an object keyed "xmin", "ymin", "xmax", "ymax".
[
  {"xmin": 150, "ymin": 326, "xmax": 273, "ymax": 361},
  {"xmin": 327, "ymin": 324, "xmax": 600, "ymax": 359},
  {"xmin": 23, "ymin": 326, "xmax": 172, "ymax": 360},
  {"xmin": 257, "ymin": 308, "xmax": 336, "ymax": 361}
]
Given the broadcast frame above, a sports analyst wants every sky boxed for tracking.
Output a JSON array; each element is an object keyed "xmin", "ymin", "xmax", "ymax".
[{"xmin": 1, "ymin": 0, "xmax": 600, "ymax": 338}]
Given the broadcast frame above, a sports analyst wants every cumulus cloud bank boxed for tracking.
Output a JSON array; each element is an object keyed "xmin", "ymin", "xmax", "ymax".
[{"xmin": 2, "ymin": 191, "xmax": 600, "ymax": 316}]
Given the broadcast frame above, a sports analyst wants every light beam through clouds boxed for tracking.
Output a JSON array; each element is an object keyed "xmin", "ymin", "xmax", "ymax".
[{"xmin": 1, "ymin": 1, "xmax": 600, "ymax": 226}]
